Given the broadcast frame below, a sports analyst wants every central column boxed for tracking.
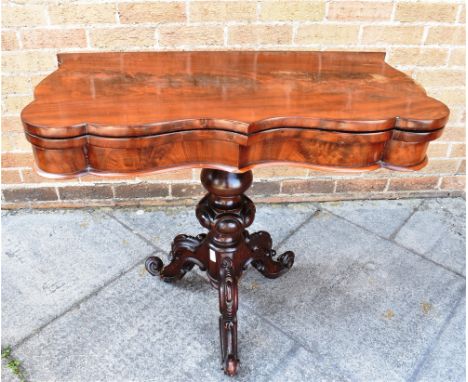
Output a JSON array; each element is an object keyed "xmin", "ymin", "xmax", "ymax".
[{"xmin": 196, "ymin": 168, "xmax": 255, "ymax": 375}]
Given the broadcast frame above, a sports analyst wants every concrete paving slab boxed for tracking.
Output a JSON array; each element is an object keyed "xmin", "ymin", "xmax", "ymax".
[
  {"xmin": 1, "ymin": 199, "xmax": 464, "ymax": 382},
  {"xmin": 322, "ymin": 198, "xmax": 422, "ymax": 238},
  {"xmin": 1, "ymin": 209, "xmax": 155, "ymax": 345},
  {"xmin": 267, "ymin": 346, "xmax": 353, "ymax": 382},
  {"xmin": 110, "ymin": 206, "xmax": 200, "ymax": 253},
  {"xmin": 395, "ymin": 198, "xmax": 466, "ymax": 275},
  {"xmin": 10, "ymin": 268, "xmax": 302, "ymax": 382},
  {"xmin": 239, "ymin": 209, "xmax": 465, "ymax": 381},
  {"xmin": 111, "ymin": 203, "xmax": 317, "ymax": 253},
  {"xmin": 413, "ymin": 295, "xmax": 466, "ymax": 382}
]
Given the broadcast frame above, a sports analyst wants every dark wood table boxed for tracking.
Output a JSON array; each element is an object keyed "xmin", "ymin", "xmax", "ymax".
[{"xmin": 21, "ymin": 51, "xmax": 449, "ymax": 376}]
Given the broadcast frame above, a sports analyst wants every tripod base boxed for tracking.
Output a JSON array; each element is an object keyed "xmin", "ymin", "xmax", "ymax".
[{"xmin": 145, "ymin": 168, "xmax": 294, "ymax": 376}]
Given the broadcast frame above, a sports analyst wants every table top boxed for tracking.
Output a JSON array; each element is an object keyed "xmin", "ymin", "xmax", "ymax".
[
  {"xmin": 22, "ymin": 51, "xmax": 448, "ymax": 139},
  {"xmin": 21, "ymin": 51, "xmax": 449, "ymax": 177}
]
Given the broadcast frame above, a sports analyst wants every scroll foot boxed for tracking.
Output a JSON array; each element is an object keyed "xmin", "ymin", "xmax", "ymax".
[
  {"xmin": 246, "ymin": 231, "xmax": 295, "ymax": 279},
  {"xmin": 144, "ymin": 233, "xmax": 208, "ymax": 282}
]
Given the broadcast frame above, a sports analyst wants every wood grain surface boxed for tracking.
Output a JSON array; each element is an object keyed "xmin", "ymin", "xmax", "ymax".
[{"xmin": 21, "ymin": 51, "xmax": 449, "ymax": 177}]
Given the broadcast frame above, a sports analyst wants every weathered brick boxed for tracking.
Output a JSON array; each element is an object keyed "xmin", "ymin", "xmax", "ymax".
[
  {"xmin": 48, "ymin": 3, "xmax": 117, "ymax": 25},
  {"xmin": 1, "ymin": 117, "xmax": 23, "ymax": 133},
  {"xmin": 449, "ymin": 48, "xmax": 465, "ymax": 66},
  {"xmin": 458, "ymin": 4, "xmax": 466, "ymax": 23},
  {"xmin": 2, "ymin": 5, "xmax": 47, "ymax": 27},
  {"xmin": 449, "ymin": 143, "xmax": 466, "ymax": 158},
  {"xmin": 2, "ymin": 95, "xmax": 33, "ymax": 115},
  {"xmin": 426, "ymin": 26, "xmax": 466, "ymax": 45},
  {"xmin": 3, "ymin": 187, "xmax": 58, "ymax": 202},
  {"xmin": 427, "ymin": 143, "xmax": 449, "ymax": 158},
  {"xmin": 362, "ymin": 26, "xmax": 424, "ymax": 45},
  {"xmin": 159, "ymin": 25, "xmax": 224, "ymax": 47},
  {"xmin": 414, "ymin": 69, "xmax": 465, "ymax": 88},
  {"xmin": 457, "ymin": 160, "xmax": 466, "ymax": 174},
  {"xmin": 229, "ymin": 25, "xmax": 292, "ymax": 46},
  {"xmin": 2, "ymin": 153, "xmax": 33, "ymax": 168},
  {"xmin": 388, "ymin": 48, "xmax": 449, "ymax": 67},
  {"xmin": 296, "ymin": 25, "xmax": 359, "ymax": 45},
  {"xmin": 1, "ymin": 31, "xmax": 19, "ymax": 51},
  {"xmin": 21, "ymin": 29, "xmax": 87, "ymax": 49},
  {"xmin": 388, "ymin": 177, "xmax": 438, "ymax": 191},
  {"xmin": 114, "ymin": 183, "xmax": 169, "ymax": 198},
  {"xmin": 431, "ymin": 88, "xmax": 466, "ymax": 107},
  {"xmin": 247, "ymin": 181, "xmax": 281, "ymax": 195},
  {"xmin": 119, "ymin": 2, "xmax": 185, "ymax": 24},
  {"xmin": 2, "ymin": 51, "xmax": 57, "ymax": 72},
  {"xmin": 440, "ymin": 176, "xmax": 465, "ymax": 191},
  {"xmin": 282, "ymin": 179, "xmax": 335, "ymax": 194},
  {"xmin": 171, "ymin": 183, "xmax": 205, "ymax": 197},
  {"xmin": 60, "ymin": 185, "xmax": 113, "ymax": 200},
  {"xmin": 396, "ymin": 2, "xmax": 458, "ymax": 23},
  {"xmin": 90, "ymin": 28, "xmax": 155, "ymax": 49},
  {"xmin": 253, "ymin": 166, "xmax": 308, "ymax": 179},
  {"xmin": 440, "ymin": 127, "xmax": 465, "ymax": 142},
  {"xmin": 21, "ymin": 169, "xmax": 75, "ymax": 184},
  {"xmin": 447, "ymin": 107, "xmax": 466, "ymax": 125},
  {"xmin": 335, "ymin": 178, "xmax": 387, "ymax": 193},
  {"xmin": 2, "ymin": 133, "xmax": 31, "ymax": 152},
  {"xmin": 2, "ymin": 76, "xmax": 33, "ymax": 95},
  {"xmin": 420, "ymin": 159, "xmax": 460, "ymax": 174},
  {"xmin": 137, "ymin": 169, "xmax": 193, "ymax": 181},
  {"xmin": 328, "ymin": 1, "xmax": 392, "ymax": 21},
  {"xmin": 260, "ymin": 1, "xmax": 325, "ymax": 21},
  {"xmin": 2, "ymin": 170, "xmax": 22, "ymax": 184},
  {"xmin": 190, "ymin": 1, "xmax": 255, "ymax": 22}
]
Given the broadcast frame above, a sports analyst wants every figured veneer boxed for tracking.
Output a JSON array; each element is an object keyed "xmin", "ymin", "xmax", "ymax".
[{"xmin": 22, "ymin": 51, "xmax": 448, "ymax": 177}]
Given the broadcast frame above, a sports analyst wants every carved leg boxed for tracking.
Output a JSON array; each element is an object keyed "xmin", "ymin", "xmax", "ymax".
[
  {"xmin": 246, "ymin": 231, "xmax": 295, "ymax": 279},
  {"xmin": 218, "ymin": 256, "xmax": 239, "ymax": 376},
  {"xmin": 145, "ymin": 233, "xmax": 208, "ymax": 282}
]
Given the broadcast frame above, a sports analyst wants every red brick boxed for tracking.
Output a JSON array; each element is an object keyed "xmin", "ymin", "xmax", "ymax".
[
  {"xmin": 440, "ymin": 176, "xmax": 465, "ymax": 191},
  {"xmin": 247, "ymin": 181, "xmax": 281, "ymax": 195},
  {"xmin": 388, "ymin": 177, "xmax": 438, "ymax": 191},
  {"xmin": 22, "ymin": 169, "xmax": 75, "ymax": 183},
  {"xmin": 1, "ymin": 153, "xmax": 33, "ymax": 168},
  {"xmin": 114, "ymin": 183, "xmax": 169, "ymax": 198},
  {"xmin": 3, "ymin": 187, "xmax": 58, "ymax": 202},
  {"xmin": 282, "ymin": 179, "xmax": 335, "ymax": 194},
  {"xmin": 137, "ymin": 169, "xmax": 192, "ymax": 181},
  {"xmin": 457, "ymin": 160, "xmax": 466, "ymax": 174},
  {"xmin": 171, "ymin": 183, "xmax": 205, "ymax": 197},
  {"xmin": 335, "ymin": 178, "xmax": 387, "ymax": 193},
  {"xmin": 2, "ymin": 169, "xmax": 22, "ymax": 184},
  {"xmin": 59, "ymin": 185, "xmax": 113, "ymax": 200}
]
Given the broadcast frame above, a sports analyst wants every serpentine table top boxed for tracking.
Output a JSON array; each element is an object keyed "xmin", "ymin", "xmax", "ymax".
[
  {"xmin": 21, "ymin": 51, "xmax": 449, "ymax": 377},
  {"xmin": 22, "ymin": 51, "xmax": 448, "ymax": 177}
]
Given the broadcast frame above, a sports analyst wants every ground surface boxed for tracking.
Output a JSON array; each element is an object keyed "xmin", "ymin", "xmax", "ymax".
[{"xmin": 1, "ymin": 197, "xmax": 466, "ymax": 382}]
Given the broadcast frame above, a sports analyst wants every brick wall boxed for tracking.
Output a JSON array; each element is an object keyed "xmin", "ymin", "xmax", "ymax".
[{"xmin": 1, "ymin": 0, "xmax": 466, "ymax": 209}]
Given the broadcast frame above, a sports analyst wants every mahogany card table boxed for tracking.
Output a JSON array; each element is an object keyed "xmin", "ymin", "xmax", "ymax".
[{"xmin": 21, "ymin": 51, "xmax": 449, "ymax": 376}]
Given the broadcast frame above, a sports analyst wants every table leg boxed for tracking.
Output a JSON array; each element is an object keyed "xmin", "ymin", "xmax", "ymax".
[{"xmin": 145, "ymin": 168, "xmax": 295, "ymax": 376}]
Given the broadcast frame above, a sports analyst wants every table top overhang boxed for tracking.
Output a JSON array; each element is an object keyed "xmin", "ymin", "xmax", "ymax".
[
  {"xmin": 21, "ymin": 51, "xmax": 449, "ymax": 177},
  {"xmin": 22, "ymin": 51, "xmax": 449, "ymax": 139}
]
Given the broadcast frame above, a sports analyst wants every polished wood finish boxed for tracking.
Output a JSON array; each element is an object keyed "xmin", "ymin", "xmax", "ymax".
[
  {"xmin": 21, "ymin": 51, "xmax": 449, "ymax": 376},
  {"xmin": 22, "ymin": 51, "xmax": 449, "ymax": 177},
  {"xmin": 145, "ymin": 169, "xmax": 294, "ymax": 376}
]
